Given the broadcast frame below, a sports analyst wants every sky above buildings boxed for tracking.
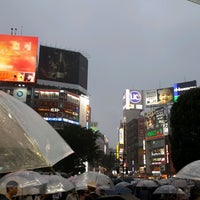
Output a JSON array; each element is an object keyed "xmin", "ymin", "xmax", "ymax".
[{"xmin": 1, "ymin": 0, "xmax": 200, "ymax": 148}]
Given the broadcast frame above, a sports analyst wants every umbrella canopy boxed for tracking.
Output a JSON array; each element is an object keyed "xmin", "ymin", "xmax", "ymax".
[
  {"xmin": 0, "ymin": 170, "xmax": 48, "ymax": 196},
  {"xmin": 169, "ymin": 177, "xmax": 188, "ymax": 189},
  {"xmin": 0, "ymin": 91, "xmax": 74, "ymax": 173},
  {"xmin": 114, "ymin": 185, "xmax": 133, "ymax": 195},
  {"xmin": 136, "ymin": 179, "xmax": 159, "ymax": 188},
  {"xmin": 70, "ymin": 171, "xmax": 114, "ymax": 190},
  {"xmin": 176, "ymin": 160, "xmax": 200, "ymax": 181},
  {"xmin": 153, "ymin": 185, "xmax": 179, "ymax": 194},
  {"xmin": 115, "ymin": 182, "xmax": 131, "ymax": 188},
  {"xmin": 43, "ymin": 174, "xmax": 75, "ymax": 194}
]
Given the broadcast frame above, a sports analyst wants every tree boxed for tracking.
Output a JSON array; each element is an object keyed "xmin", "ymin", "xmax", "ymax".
[
  {"xmin": 53, "ymin": 124, "xmax": 101, "ymax": 174},
  {"xmin": 170, "ymin": 88, "xmax": 200, "ymax": 172}
]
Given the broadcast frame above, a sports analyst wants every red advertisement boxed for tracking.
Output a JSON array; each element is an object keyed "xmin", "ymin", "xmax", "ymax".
[{"xmin": 0, "ymin": 34, "xmax": 38, "ymax": 83}]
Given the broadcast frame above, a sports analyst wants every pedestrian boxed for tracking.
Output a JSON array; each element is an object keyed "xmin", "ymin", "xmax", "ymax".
[
  {"xmin": 66, "ymin": 189, "xmax": 77, "ymax": 200},
  {"xmin": 0, "ymin": 181, "xmax": 19, "ymax": 200},
  {"xmin": 84, "ymin": 182, "xmax": 99, "ymax": 200}
]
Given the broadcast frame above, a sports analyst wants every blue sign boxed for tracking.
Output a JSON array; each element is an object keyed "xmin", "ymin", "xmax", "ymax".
[
  {"xmin": 16, "ymin": 90, "xmax": 24, "ymax": 97},
  {"xmin": 130, "ymin": 91, "xmax": 141, "ymax": 103}
]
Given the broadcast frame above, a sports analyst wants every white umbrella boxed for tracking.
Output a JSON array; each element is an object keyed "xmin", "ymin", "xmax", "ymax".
[
  {"xmin": 43, "ymin": 174, "xmax": 75, "ymax": 194},
  {"xmin": 70, "ymin": 171, "xmax": 114, "ymax": 190},
  {"xmin": 0, "ymin": 91, "xmax": 74, "ymax": 174},
  {"xmin": 176, "ymin": 160, "xmax": 200, "ymax": 181},
  {"xmin": 0, "ymin": 170, "xmax": 48, "ymax": 196}
]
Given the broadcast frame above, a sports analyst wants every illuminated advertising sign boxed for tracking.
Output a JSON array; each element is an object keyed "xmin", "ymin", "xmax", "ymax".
[
  {"xmin": 34, "ymin": 89, "xmax": 80, "ymax": 124},
  {"xmin": 0, "ymin": 34, "xmax": 38, "ymax": 83},
  {"xmin": 145, "ymin": 110, "xmax": 156, "ymax": 130},
  {"xmin": 37, "ymin": 45, "xmax": 88, "ymax": 90},
  {"xmin": 145, "ymin": 87, "xmax": 174, "ymax": 106},
  {"xmin": 13, "ymin": 88, "xmax": 27, "ymax": 102},
  {"xmin": 123, "ymin": 89, "xmax": 143, "ymax": 110},
  {"xmin": 79, "ymin": 94, "xmax": 90, "ymax": 127},
  {"xmin": 146, "ymin": 127, "xmax": 164, "ymax": 140},
  {"xmin": 119, "ymin": 128, "xmax": 124, "ymax": 144},
  {"xmin": 174, "ymin": 80, "xmax": 197, "ymax": 102},
  {"xmin": 155, "ymin": 107, "xmax": 169, "ymax": 135},
  {"xmin": 145, "ymin": 107, "xmax": 169, "ymax": 138}
]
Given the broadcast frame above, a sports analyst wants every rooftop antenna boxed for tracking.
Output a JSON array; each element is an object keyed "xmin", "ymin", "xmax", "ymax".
[
  {"xmin": 14, "ymin": 28, "xmax": 17, "ymax": 35},
  {"xmin": 11, "ymin": 28, "xmax": 13, "ymax": 35}
]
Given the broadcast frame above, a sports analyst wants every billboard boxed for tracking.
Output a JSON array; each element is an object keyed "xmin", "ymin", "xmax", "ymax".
[
  {"xmin": 145, "ymin": 87, "xmax": 174, "ymax": 106},
  {"xmin": 0, "ymin": 34, "xmax": 38, "ymax": 83},
  {"xmin": 123, "ymin": 89, "xmax": 143, "ymax": 110},
  {"xmin": 37, "ymin": 45, "xmax": 88, "ymax": 90},
  {"xmin": 79, "ymin": 94, "xmax": 90, "ymax": 128},
  {"xmin": 173, "ymin": 80, "xmax": 197, "ymax": 102},
  {"xmin": 34, "ymin": 89, "xmax": 80, "ymax": 125},
  {"xmin": 145, "ymin": 107, "xmax": 169, "ymax": 140}
]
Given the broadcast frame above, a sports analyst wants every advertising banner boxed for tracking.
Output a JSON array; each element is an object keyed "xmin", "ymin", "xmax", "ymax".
[
  {"xmin": 174, "ymin": 80, "xmax": 197, "ymax": 102},
  {"xmin": 123, "ymin": 89, "xmax": 143, "ymax": 110},
  {"xmin": 145, "ymin": 87, "xmax": 174, "ymax": 106},
  {"xmin": 0, "ymin": 34, "xmax": 38, "ymax": 83},
  {"xmin": 37, "ymin": 45, "xmax": 88, "ymax": 89}
]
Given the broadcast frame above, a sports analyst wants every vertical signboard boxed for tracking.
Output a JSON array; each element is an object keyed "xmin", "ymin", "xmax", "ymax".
[{"xmin": 79, "ymin": 94, "xmax": 90, "ymax": 128}]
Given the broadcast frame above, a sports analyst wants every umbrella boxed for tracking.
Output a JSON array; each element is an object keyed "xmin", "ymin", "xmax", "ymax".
[
  {"xmin": 136, "ymin": 179, "xmax": 159, "ymax": 188},
  {"xmin": 176, "ymin": 160, "xmax": 200, "ymax": 181},
  {"xmin": 43, "ymin": 174, "xmax": 74, "ymax": 194},
  {"xmin": 0, "ymin": 90, "xmax": 74, "ymax": 174},
  {"xmin": 169, "ymin": 177, "xmax": 187, "ymax": 189},
  {"xmin": 0, "ymin": 170, "xmax": 48, "ymax": 196},
  {"xmin": 153, "ymin": 185, "xmax": 179, "ymax": 194},
  {"xmin": 114, "ymin": 185, "xmax": 133, "ymax": 195},
  {"xmin": 70, "ymin": 171, "xmax": 114, "ymax": 190},
  {"xmin": 112, "ymin": 178, "xmax": 123, "ymax": 185},
  {"xmin": 115, "ymin": 182, "xmax": 131, "ymax": 187}
]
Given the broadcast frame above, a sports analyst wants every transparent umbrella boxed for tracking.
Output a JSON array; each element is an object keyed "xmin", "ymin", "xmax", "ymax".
[
  {"xmin": 70, "ymin": 171, "xmax": 114, "ymax": 190},
  {"xmin": 0, "ymin": 91, "xmax": 74, "ymax": 174},
  {"xmin": 176, "ymin": 160, "xmax": 200, "ymax": 181},
  {"xmin": 0, "ymin": 170, "xmax": 48, "ymax": 196},
  {"xmin": 42, "ymin": 174, "xmax": 75, "ymax": 194}
]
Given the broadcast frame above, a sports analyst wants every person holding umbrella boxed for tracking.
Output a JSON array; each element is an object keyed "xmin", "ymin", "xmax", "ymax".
[
  {"xmin": 84, "ymin": 182, "xmax": 99, "ymax": 200},
  {"xmin": 0, "ymin": 181, "xmax": 19, "ymax": 200}
]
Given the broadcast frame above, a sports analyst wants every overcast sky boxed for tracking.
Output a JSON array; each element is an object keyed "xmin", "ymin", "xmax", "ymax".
[{"xmin": 1, "ymin": 0, "xmax": 200, "ymax": 148}]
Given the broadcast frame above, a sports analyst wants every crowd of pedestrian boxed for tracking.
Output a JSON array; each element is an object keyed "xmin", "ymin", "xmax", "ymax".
[{"xmin": 1, "ymin": 175, "xmax": 200, "ymax": 200}]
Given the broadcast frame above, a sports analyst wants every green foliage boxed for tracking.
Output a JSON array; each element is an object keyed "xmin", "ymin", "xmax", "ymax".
[
  {"xmin": 170, "ymin": 88, "xmax": 200, "ymax": 172},
  {"xmin": 54, "ymin": 124, "xmax": 101, "ymax": 174}
]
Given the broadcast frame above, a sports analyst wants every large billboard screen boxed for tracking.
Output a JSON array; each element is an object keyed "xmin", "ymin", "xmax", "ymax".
[
  {"xmin": 174, "ymin": 80, "xmax": 197, "ymax": 102},
  {"xmin": 145, "ymin": 87, "xmax": 174, "ymax": 106},
  {"xmin": 0, "ymin": 34, "xmax": 38, "ymax": 83},
  {"xmin": 37, "ymin": 45, "xmax": 88, "ymax": 90}
]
